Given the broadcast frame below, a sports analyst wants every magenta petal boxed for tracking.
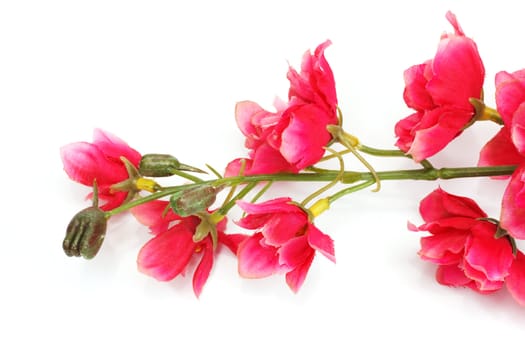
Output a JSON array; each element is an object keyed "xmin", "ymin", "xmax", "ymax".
[
  {"xmin": 501, "ymin": 165, "xmax": 525, "ymax": 239},
  {"xmin": 237, "ymin": 233, "xmax": 280, "ymax": 278},
  {"xmin": 403, "ymin": 63, "xmax": 434, "ymax": 111},
  {"xmin": 478, "ymin": 127, "xmax": 524, "ymax": 170},
  {"xmin": 435, "ymin": 264, "xmax": 472, "ymax": 287},
  {"xmin": 192, "ymin": 239, "xmax": 214, "ymax": 298},
  {"xmin": 285, "ymin": 252, "xmax": 315, "ymax": 293},
  {"xmin": 61, "ymin": 142, "xmax": 122, "ymax": 185},
  {"xmin": 137, "ymin": 228, "xmax": 195, "ymax": 281},
  {"xmin": 92, "ymin": 129, "xmax": 141, "ymax": 166},
  {"xmin": 131, "ymin": 200, "xmax": 176, "ymax": 234},
  {"xmin": 218, "ymin": 232, "xmax": 249, "ymax": 254},
  {"xmin": 280, "ymin": 104, "xmax": 332, "ymax": 168},
  {"xmin": 407, "ymin": 108, "xmax": 472, "ymax": 162},
  {"xmin": 419, "ymin": 233, "xmax": 467, "ymax": 264},
  {"xmin": 495, "ymin": 70, "xmax": 525, "ymax": 125},
  {"xmin": 427, "ymin": 36, "xmax": 484, "ymax": 109},
  {"xmin": 464, "ymin": 222, "xmax": 513, "ymax": 282},
  {"xmin": 511, "ymin": 103, "xmax": 525, "ymax": 154},
  {"xmin": 506, "ymin": 251, "xmax": 525, "ymax": 306},
  {"xmin": 279, "ymin": 235, "xmax": 312, "ymax": 268},
  {"xmin": 237, "ymin": 197, "xmax": 294, "ymax": 216},
  {"xmin": 306, "ymin": 223, "xmax": 335, "ymax": 263},
  {"xmin": 235, "ymin": 100, "xmax": 265, "ymax": 137},
  {"xmin": 419, "ymin": 188, "xmax": 486, "ymax": 222}
]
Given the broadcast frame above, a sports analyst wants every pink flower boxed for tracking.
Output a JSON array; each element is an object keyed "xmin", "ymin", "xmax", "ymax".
[
  {"xmin": 395, "ymin": 11, "xmax": 485, "ymax": 162},
  {"xmin": 410, "ymin": 188, "xmax": 514, "ymax": 293},
  {"xmin": 133, "ymin": 200, "xmax": 245, "ymax": 297},
  {"xmin": 235, "ymin": 197, "xmax": 335, "ymax": 292},
  {"xmin": 60, "ymin": 129, "xmax": 142, "ymax": 211},
  {"xmin": 478, "ymin": 70, "xmax": 525, "ymax": 238},
  {"xmin": 226, "ymin": 40, "xmax": 338, "ymax": 176}
]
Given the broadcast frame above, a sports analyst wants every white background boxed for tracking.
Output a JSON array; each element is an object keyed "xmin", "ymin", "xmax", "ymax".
[{"xmin": 2, "ymin": 1, "xmax": 525, "ymax": 349}]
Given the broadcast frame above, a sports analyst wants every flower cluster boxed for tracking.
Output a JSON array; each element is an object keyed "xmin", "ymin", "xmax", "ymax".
[{"xmin": 61, "ymin": 11, "xmax": 525, "ymax": 306}]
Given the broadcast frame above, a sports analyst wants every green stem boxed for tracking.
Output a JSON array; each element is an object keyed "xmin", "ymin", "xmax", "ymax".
[
  {"xmin": 105, "ymin": 165, "xmax": 517, "ymax": 217},
  {"xmin": 329, "ymin": 180, "xmax": 376, "ymax": 203},
  {"xmin": 170, "ymin": 169, "xmax": 204, "ymax": 183}
]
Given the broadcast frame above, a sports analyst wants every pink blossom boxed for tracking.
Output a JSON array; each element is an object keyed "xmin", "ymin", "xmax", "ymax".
[
  {"xmin": 60, "ymin": 129, "xmax": 142, "ymax": 211},
  {"xmin": 226, "ymin": 40, "xmax": 338, "ymax": 176},
  {"xmin": 235, "ymin": 197, "xmax": 335, "ymax": 292},
  {"xmin": 132, "ymin": 200, "xmax": 245, "ymax": 297},
  {"xmin": 410, "ymin": 188, "xmax": 514, "ymax": 293},
  {"xmin": 478, "ymin": 70, "xmax": 525, "ymax": 238},
  {"xmin": 395, "ymin": 11, "xmax": 485, "ymax": 162}
]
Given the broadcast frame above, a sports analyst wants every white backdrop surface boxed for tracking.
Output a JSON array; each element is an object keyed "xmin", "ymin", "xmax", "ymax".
[{"xmin": 2, "ymin": 1, "xmax": 525, "ymax": 349}]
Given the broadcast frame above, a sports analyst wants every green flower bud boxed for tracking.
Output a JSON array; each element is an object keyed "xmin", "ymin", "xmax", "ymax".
[
  {"xmin": 139, "ymin": 154, "xmax": 206, "ymax": 177},
  {"xmin": 170, "ymin": 185, "xmax": 221, "ymax": 217},
  {"xmin": 63, "ymin": 206, "xmax": 108, "ymax": 259}
]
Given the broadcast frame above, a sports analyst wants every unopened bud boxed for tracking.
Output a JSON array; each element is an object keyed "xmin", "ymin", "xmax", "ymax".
[
  {"xmin": 170, "ymin": 185, "xmax": 221, "ymax": 217},
  {"xmin": 63, "ymin": 207, "xmax": 108, "ymax": 259},
  {"xmin": 139, "ymin": 154, "xmax": 206, "ymax": 177}
]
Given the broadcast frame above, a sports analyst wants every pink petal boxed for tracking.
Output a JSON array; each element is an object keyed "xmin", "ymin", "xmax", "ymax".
[
  {"xmin": 280, "ymin": 104, "xmax": 333, "ymax": 168},
  {"xmin": 137, "ymin": 227, "xmax": 195, "ymax": 281},
  {"xmin": 192, "ymin": 239, "xmax": 214, "ymax": 298},
  {"xmin": 235, "ymin": 100, "xmax": 266, "ymax": 137},
  {"xmin": 506, "ymin": 251, "xmax": 525, "ymax": 306},
  {"xmin": 403, "ymin": 62, "xmax": 434, "ymax": 111},
  {"xmin": 419, "ymin": 232, "xmax": 467, "ymax": 264},
  {"xmin": 511, "ymin": 103, "xmax": 525, "ymax": 154},
  {"xmin": 444, "ymin": 11, "xmax": 464, "ymax": 37},
  {"xmin": 435, "ymin": 264, "xmax": 473, "ymax": 287},
  {"xmin": 394, "ymin": 112, "xmax": 423, "ymax": 153},
  {"xmin": 237, "ymin": 233, "xmax": 281, "ymax": 278},
  {"xmin": 278, "ymin": 235, "xmax": 313, "ymax": 268},
  {"xmin": 478, "ymin": 127, "xmax": 524, "ymax": 171},
  {"xmin": 237, "ymin": 197, "xmax": 295, "ymax": 216},
  {"xmin": 245, "ymin": 142, "xmax": 299, "ymax": 175},
  {"xmin": 285, "ymin": 252, "xmax": 315, "ymax": 293},
  {"xmin": 501, "ymin": 165, "xmax": 525, "ymax": 239},
  {"xmin": 218, "ymin": 232, "xmax": 249, "ymax": 254},
  {"xmin": 427, "ymin": 34, "xmax": 484, "ymax": 110},
  {"xmin": 419, "ymin": 188, "xmax": 486, "ymax": 222},
  {"xmin": 306, "ymin": 223, "xmax": 335, "ymax": 263},
  {"xmin": 60, "ymin": 142, "xmax": 125, "ymax": 185},
  {"xmin": 130, "ymin": 200, "xmax": 176, "ymax": 234},
  {"xmin": 407, "ymin": 107, "xmax": 472, "ymax": 162},
  {"xmin": 92, "ymin": 129, "xmax": 141, "ymax": 166},
  {"xmin": 462, "ymin": 261, "xmax": 504, "ymax": 292},
  {"xmin": 495, "ymin": 70, "xmax": 525, "ymax": 126},
  {"xmin": 464, "ymin": 222, "xmax": 513, "ymax": 281}
]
